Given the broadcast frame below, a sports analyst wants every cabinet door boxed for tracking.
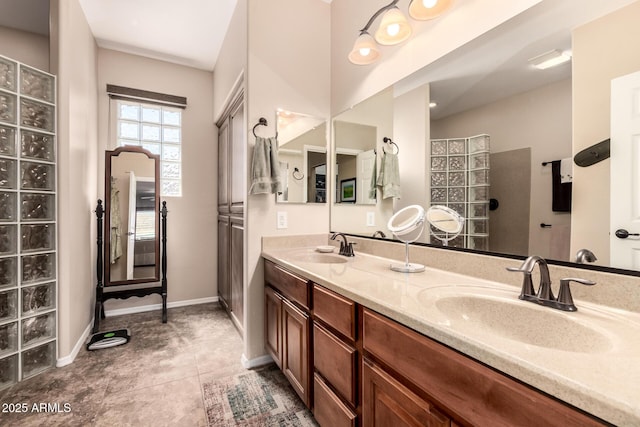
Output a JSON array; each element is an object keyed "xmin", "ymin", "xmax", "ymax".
[
  {"xmin": 282, "ymin": 298, "xmax": 310, "ymax": 407},
  {"xmin": 218, "ymin": 120, "xmax": 229, "ymax": 212},
  {"xmin": 230, "ymin": 216, "xmax": 244, "ymax": 330},
  {"xmin": 362, "ymin": 359, "xmax": 450, "ymax": 427},
  {"xmin": 217, "ymin": 215, "xmax": 230, "ymax": 309},
  {"xmin": 265, "ymin": 286, "xmax": 283, "ymax": 368},
  {"xmin": 230, "ymin": 100, "xmax": 245, "ymax": 213}
]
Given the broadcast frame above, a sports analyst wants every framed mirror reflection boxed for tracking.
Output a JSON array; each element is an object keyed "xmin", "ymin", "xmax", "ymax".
[
  {"xmin": 104, "ymin": 146, "xmax": 160, "ymax": 285},
  {"xmin": 275, "ymin": 109, "xmax": 328, "ymax": 204},
  {"xmin": 329, "ymin": 0, "xmax": 640, "ymax": 275}
]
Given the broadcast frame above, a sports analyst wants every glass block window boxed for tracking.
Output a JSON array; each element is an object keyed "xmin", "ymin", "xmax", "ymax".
[{"xmin": 115, "ymin": 100, "xmax": 182, "ymax": 197}]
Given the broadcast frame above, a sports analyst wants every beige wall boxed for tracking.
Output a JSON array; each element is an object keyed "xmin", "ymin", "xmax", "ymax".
[
  {"xmin": 431, "ymin": 79, "xmax": 572, "ymax": 259},
  {"xmin": 572, "ymin": 1, "xmax": 640, "ymax": 266},
  {"xmin": 243, "ymin": 0, "xmax": 331, "ymax": 362},
  {"xmin": 52, "ymin": 0, "xmax": 99, "ymax": 360},
  {"xmin": 96, "ymin": 49, "xmax": 217, "ymax": 310},
  {"xmin": 330, "ymin": 0, "xmax": 542, "ymax": 114},
  {"xmin": 0, "ymin": 26, "xmax": 49, "ymax": 71},
  {"xmin": 213, "ymin": 0, "xmax": 247, "ymax": 120}
]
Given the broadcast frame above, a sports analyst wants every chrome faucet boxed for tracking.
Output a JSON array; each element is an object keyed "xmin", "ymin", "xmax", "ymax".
[
  {"xmin": 575, "ymin": 249, "xmax": 597, "ymax": 264},
  {"xmin": 507, "ymin": 255, "xmax": 551, "ymax": 302},
  {"xmin": 331, "ymin": 233, "xmax": 355, "ymax": 257},
  {"xmin": 506, "ymin": 255, "xmax": 596, "ymax": 311},
  {"xmin": 372, "ymin": 230, "xmax": 386, "ymax": 238}
]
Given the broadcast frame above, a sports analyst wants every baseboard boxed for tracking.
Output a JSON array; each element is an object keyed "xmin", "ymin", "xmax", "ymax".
[
  {"xmin": 104, "ymin": 296, "xmax": 219, "ymax": 317},
  {"xmin": 56, "ymin": 318, "xmax": 93, "ymax": 367},
  {"xmin": 241, "ymin": 353, "xmax": 273, "ymax": 369}
]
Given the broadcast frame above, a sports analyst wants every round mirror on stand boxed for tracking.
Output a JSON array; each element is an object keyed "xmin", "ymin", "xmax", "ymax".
[
  {"xmin": 426, "ymin": 205, "xmax": 465, "ymax": 246},
  {"xmin": 388, "ymin": 205, "xmax": 426, "ymax": 273}
]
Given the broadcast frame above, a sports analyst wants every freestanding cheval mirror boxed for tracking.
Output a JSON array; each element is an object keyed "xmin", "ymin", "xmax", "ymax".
[{"xmin": 92, "ymin": 146, "xmax": 168, "ymax": 333}]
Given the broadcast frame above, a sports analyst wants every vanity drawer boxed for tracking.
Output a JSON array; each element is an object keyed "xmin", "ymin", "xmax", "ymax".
[
  {"xmin": 313, "ymin": 323, "xmax": 357, "ymax": 406},
  {"xmin": 264, "ymin": 260, "xmax": 310, "ymax": 310},
  {"xmin": 313, "ymin": 373, "xmax": 357, "ymax": 427},
  {"xmin": 361, "ymin": 308, "xmax": 604, "ymax": 427},
  {"xmin": 313, "ymin": 284, "xmax": 356, "ymax": 341}
]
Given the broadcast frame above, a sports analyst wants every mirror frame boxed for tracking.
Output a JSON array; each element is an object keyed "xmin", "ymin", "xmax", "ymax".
[{"xmin": 104, "ymin": 145, "xmax": 161, "ymax": 286}]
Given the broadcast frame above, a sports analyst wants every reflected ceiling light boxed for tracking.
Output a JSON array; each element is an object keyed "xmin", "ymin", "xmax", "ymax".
[
  {"xmin": 528, "ymin": 49, "xmax": 572, "ymax": 70},
  {"xmin": 348, "ymin": 31, "xmax": 381, "ymax": 65},
  {"xmin": 375, "ymin": 7, "xmax": 412, "ymax": 45},
  {"xmin": 429, "ymin": 101, "xmax": 437, "ymax": 108},
  {"xmin": 409, "ymin": 0, "xmax": 453, "ymax": 20},
  {"xmin": 348, "ymin": 0, "xmax": 453, "ymax": 66}
]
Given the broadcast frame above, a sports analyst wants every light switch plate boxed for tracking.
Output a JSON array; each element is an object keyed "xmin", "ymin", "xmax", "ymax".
[
  {"xmin": 277, "ymin": 211, "xmax": 288, "ymax": 229},
  {"xmin": 367, "ymin": 211, "xmax": 375, "ymax": 226}
]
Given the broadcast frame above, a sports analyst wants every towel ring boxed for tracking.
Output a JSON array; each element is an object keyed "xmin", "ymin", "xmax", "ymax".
[
  {"xmin": 252, "ymin": 117, "xmax": 278, "ymax": 138},
  {"xmin": 292, "ymin": 167, "xmax": 304, "ymax": 180},
  {"xmin": 382, "ymin": 136, "xmax": 399, "ymax": 154}
]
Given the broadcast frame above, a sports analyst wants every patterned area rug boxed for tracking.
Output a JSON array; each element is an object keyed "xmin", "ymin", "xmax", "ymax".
[{"xmin": 202, "ymin": 364, "xmax": 318, "ymax": 426}]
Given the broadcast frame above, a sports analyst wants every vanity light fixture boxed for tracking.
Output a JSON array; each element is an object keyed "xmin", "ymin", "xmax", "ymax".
[
  {"xmin": 408, "ymin": 0, "xmax": 452, "ymax": 20},
  {"xmin": 349, "ymin": 0, "xmax": 453, "ymax": 65},
  {"xmin": 528, "ymin": 49, "xmax": 572, "ymax": 70},
  {"xmin": 429, "ymin": 101, "xmax": 437, "ymax": 108}
]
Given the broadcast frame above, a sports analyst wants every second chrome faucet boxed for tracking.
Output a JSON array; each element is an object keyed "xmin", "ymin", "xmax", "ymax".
[{"xmin": 507, "ymin": 255, "xmax": 595, "ymax": 312}]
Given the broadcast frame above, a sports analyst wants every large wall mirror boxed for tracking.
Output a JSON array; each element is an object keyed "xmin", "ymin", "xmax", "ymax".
[
  {"xmin": 276, "ymin": 109, "xmax": 328, "ymax": 204},
  {"xmin": 104, "ymin": 146, "xmax": 160, "ymax": 285},
  {"xmin": 330, "ymin": 0, "xmax": 640, "ymax": 274}
]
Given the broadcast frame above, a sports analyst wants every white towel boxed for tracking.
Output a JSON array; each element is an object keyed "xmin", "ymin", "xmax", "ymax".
[
  {"xmin": 376, "ymin": 152, "xmax": 401, "ymax": 199},
  {"xmin": 560, "ymin": 157, "xmax": 572, "ymax": 183},
  {"xmin": 249, "ymin": 136, "xmax": 283, "ymax": 195}
]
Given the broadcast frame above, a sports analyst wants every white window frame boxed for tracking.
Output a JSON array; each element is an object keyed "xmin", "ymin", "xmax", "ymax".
[{"xmin": 110, "ymin": 99, "xmax": 183, "ymax": 197}]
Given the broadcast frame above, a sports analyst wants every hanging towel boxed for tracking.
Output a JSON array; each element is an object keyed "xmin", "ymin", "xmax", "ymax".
[
  {"xmin": 551, "ymin": 160, "xmax": 571, "ymax": 212},
  {"xmin": 376, "ymin": 152, "xmax": 401, "ymax": 199},
  {"xmin": 110, "ymin": 180, "xmax": 123, "ymax": 264},
  {"xmin": 249, "ymin": 136, "xmax": 283, "ymax": 195},
  {"xmin": 368, "ymin": 156, "xmax": 377, "ymax": 200},
  {"xmin": 560, "ymin": 157, "xmax": 573, "ymax": 183}
]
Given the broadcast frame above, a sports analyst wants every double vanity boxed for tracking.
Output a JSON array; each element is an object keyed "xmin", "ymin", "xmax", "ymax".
[{"xmin": 262, "ymin": 235, "xmax": 640, "ymax": 426}]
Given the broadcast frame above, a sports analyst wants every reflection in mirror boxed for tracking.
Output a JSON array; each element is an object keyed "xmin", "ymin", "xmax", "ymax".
[
  {"xmin": 427, "ymin": 205, "xmax": 465, "ymax": 246},
  {"xmin": 105, "ymin": 146, "xmax": 160, "ymax": 285},
  {"xmin": 275, "ymin": 110, "xmax": 327, "ymax": 204},
  {"xmin": 330, "ymin": 0, "xmax": 640, "ymax": 274},
  {"xmin": 332, "ymin": 88, "xmax": 395, "ymax": 237}
]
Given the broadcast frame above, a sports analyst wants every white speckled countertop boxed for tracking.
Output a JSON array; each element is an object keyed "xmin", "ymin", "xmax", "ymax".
[{"xmin": 262, "ymin": 245, "xmax": 640, "ymax": 426}]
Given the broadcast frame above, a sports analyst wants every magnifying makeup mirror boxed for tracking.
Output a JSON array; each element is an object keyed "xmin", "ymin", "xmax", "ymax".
[
  {"xmin": 387, "ymin": 205, "xmax": 426, "ymax": 273},
  {"xmin": 426, "ymin": 205, "xmax": 465, "ymax": 246}
]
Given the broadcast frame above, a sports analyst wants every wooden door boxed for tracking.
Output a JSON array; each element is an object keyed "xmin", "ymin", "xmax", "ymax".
[
  {"xmin": 362, "ymin": 358, "xmax": 450, "ymax": 427},
  {"xmin": 230, "ymin": 99, "xmax": 245, "ymax": 213},
  {"xmin": 217, "ymin": 215, "xmax": 230, "ymax": 309},
  {"xmin": 218, "ymin": 120, "xmax": 229, "ymax": 212},
  {"xmin": 230, "ymin": 216, "xmax": 244, "ymax": 331},
  {"xmin": 264, "ymin": 286, "xmax": 283, "ymax": 368},
  {"xmin": 282, "ymin": 299, "xmax": 310, "ymax": 407},
  {"xmin": 610, "ymin": 70, "xmax": 640, "ymax": 269}
]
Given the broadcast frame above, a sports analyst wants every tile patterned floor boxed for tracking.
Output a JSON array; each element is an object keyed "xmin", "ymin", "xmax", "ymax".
[{"xmin": 0, "ymin": 303, "xmax": 252, "ymax": 426}]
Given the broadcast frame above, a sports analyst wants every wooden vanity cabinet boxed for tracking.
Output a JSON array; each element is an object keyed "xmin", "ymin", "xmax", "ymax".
[
  {"xmin": 264, "ymin": 260, "xmax": 311, "ymax": 407},
  {"xmin": 361, "ymin": 308, "xmax": 605, "ymax": 427},
  {"xmin": 312, "ymin": 284, "xmax": 359, "ymax": 427}
]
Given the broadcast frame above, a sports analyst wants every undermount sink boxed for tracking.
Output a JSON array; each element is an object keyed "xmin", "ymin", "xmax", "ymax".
[
  {"xmin": 288, "ymin": 253, "xmax": 348, "ymax": 264},
  {"xmin": 417, "ymin": 286, "xmax": 615, "ymax": 354}
]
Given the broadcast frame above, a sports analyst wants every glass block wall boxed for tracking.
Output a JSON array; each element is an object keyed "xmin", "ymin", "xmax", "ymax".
[
  {"xmin": 0, "ymin": 55, "xmax": 57, "ymax": 390},
  {"xmin": 429, "ymin": 135, "xmax": 490, "ymax": 250}
]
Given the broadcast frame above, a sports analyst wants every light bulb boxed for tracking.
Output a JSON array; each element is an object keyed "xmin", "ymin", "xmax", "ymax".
[
  {"xmin": 423, "ymin": 0, "xmax": 438, "ymax": 8},
  {"xmin": 359, "ymin": 47, "xmax": 371, "ymax": 57},
  {"xmin": 387, "ymin": 23, "xmax": 400, "ymax": 37}
]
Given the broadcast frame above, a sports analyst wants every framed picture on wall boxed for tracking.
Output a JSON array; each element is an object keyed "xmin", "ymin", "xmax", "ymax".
[{"xmin": 340, "ymin": 178, "xmax": 356, "ymax": 203}]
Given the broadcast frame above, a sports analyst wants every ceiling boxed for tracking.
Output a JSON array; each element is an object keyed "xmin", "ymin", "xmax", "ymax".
[
  {"xmin": 395, "ymin": 0, "xmax": 637, "ymax": 120},
  {"xmin": 0, "ymin": 0, "xmax": 237, "ymax": 71}
]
